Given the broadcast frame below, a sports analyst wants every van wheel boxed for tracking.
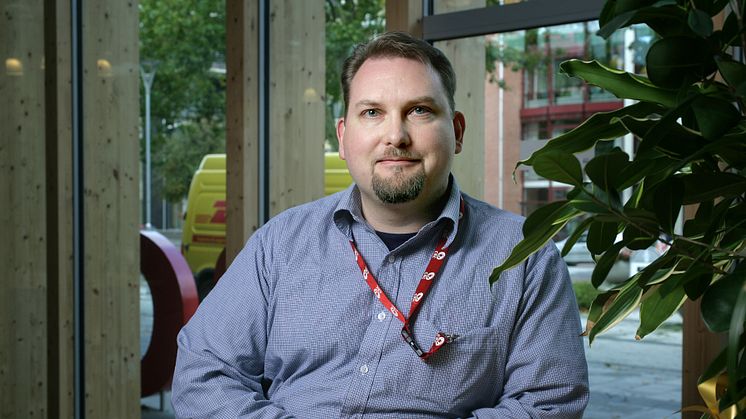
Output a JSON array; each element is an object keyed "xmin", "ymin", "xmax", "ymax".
[{"xmin": 195, "ymin": 268, "xmax": 216, "ymax": 302}]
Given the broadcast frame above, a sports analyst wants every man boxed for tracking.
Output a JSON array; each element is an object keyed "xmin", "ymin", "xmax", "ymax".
[{"xmin": 172, "ymin": 32, "xmax": 588, "ymax": 418}]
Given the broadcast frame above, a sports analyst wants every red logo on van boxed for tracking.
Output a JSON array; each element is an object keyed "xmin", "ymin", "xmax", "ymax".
[{"xmin": 210, "ymin": 200, "xmax": 226, "ymax": 224}]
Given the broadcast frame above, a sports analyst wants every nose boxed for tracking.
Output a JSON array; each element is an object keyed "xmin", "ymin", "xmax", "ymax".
[{"xmin": 383, "ymin": 117, "xmax": 410, "ymax": 148}]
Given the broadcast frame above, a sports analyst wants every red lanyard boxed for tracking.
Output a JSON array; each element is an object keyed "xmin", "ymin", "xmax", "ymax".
[{"xmin": 349, "ymin": 197, "xmax": 465, "ymax": 361}]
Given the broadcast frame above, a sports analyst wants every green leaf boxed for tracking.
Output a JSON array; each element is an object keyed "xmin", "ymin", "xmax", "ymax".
[
  {"xmin": 522, "ymin": 200, "xmax": 578, "ymax": 237},
  {"xmin": 637, "ymin": 273, "xmax": 687, "ymax": 339},
  {"xmin": 691, "ymin": 95, "xmax": 741, "ymax": 140},
  {"xmin": 681, "ymin": 172, "xmax": 746, "ymax": 204},
  {"xmin": 716, "ymin": 58, "xmax": 746, "ymax": 90},
  {"xmin": 533, "ymin": 151, "xmax": 583, "ymax": 186},
  {"xmin": 684, "ymin": 200, "xmax": 713, "ymax": 237},
  {"xmin": 588, "ymin": 220, "xmax": 619, "ymax": 255},
  {"xmin": 636, "ymin": 93, "xmax": 699, "ymax": 158},
  {"xmin": 597, "ymin": 4, "xmax": 685, "ymax": 39},
  {"xmin": 560, "ymin": 60, "xmax": 678, "ymax": 107},
  {"xmin": 621, "ymin": 208, "xmax": 659, "ymax": 250},
  {"xmin": 561, "ymin": 217, "xmax": 594, "ymax": 257},
  {"xmin": 589, "ymin": 278, "xmax": 644, "ymax": 343},
  {"xmin": 702, "ymin": 265, "xmax": 746, "ymax": 333},
  {"xmin": 614, "ymin": 115, "xmax": 706, "ymax": 159},
  {"xmin": 584, "ymin": 290, "xmax": 616, "ymax": 338},
  {"xmin": 622, "ymin": 225, "xmax": 658, "ymax": 250},
  {"xmin": 727, "ymin": 278, "xmax": 746, "ymax": 403},
  {"xmin": 592, "ymin": 241, "xmax": 628, "ymax": 288},
  {"xmin": 585, "ymin": 148, "xmax": 630, "ymax": 192},
  {"xmin": 700, "ymin": 347, "xmax": 728, "ymax": 383},
  {"xmin": 682, "ymin": 264, "xmax": 714, "ymax": 300},
  {"xmin": 598, "ymin": 0, "xmax": 618, "ymax": 28},
  {"xmin": 517, "ymin": 102, "xmax": 663, "ymax": 168},
  {"xmin": 490, "ymin": 202, "xmax": 581, "ymax": 284},
  {"xmin": 653, "ymin": 177, "xmax": 684, "ymax": 236},
  {"xmin": 709, "ymin": 133, "xmax": 746, "ymax": 170},
  {"xmin": 618, "ymin": 155, "xmax": 677, "ymax": 191},
  {"xmin": 721, "ymin": 10, "xmax": 743, "ymax": 47},
  {"xmin": 637, "ymin": 256, "xmax": 679, "ymax": 286},
  {"xmin": 646, "ymin": 36, "xmax": 716, "ymax": 88},
  {"xmin": 568, "ymin": 184, "xmax": 622, "ymax": 214},
  {"xmin": 687, "ymin": 9, "xmax": 713, "ymax": 37}
]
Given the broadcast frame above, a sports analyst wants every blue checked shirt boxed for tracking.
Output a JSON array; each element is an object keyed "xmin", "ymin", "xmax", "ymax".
[{"xmin": 172, "ymin": 179, "xmax": 589, "ymax": 418}]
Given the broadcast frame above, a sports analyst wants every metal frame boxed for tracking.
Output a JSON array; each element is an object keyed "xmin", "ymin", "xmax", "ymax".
[
  {"xmin": 71, "ymin": 0, "xmax": 85, "ymax": 417},
  {"xmin": 258, "ymin": 0, "xmax": 270, "ymax": 224},
  {"xmin": 422, "ymin": 0, "xmax": 604, "ymax": 41}
]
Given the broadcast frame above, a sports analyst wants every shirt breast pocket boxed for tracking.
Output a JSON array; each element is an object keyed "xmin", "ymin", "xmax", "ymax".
[{"xmin": 402, "ymin": 323, "xmax": 505, "ymax": 416}]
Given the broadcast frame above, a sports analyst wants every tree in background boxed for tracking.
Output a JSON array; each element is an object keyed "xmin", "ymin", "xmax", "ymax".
[
  {"xmin": 325, "ymin": 0, "xmax": 386, "ymax": 151},
  {"xmin": 139, "ymin": 0, "xmax": 226, "ymax": 203}
]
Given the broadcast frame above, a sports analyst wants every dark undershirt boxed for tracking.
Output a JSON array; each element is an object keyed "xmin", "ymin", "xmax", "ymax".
[{"xmin": 375, "ymin": 231, "xmax": 417, "ymax": 251}]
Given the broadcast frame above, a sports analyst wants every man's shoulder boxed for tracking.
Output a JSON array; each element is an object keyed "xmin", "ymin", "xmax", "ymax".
[
  {"xmin": 263, "ymin": 192, "xmax": 344, "ymax": 231},
  {"xmin": 461, "ymin": 194, "xmax": 524, "ymax": 227}
]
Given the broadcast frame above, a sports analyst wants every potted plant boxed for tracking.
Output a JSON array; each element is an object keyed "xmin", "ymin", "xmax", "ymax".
[{"xmin": 489, "ymin": 0, "xmax": 746, "ymax": 415}]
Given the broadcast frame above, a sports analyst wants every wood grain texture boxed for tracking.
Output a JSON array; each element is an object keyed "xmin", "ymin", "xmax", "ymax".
[
  {"xmin": 268, "ymin": 0, "xmax": 325, "ymax": 217},
  {"xmin": 226, "ymin": 0, "xmax": 260, "ymax": 263},
  {"xmin": 385, "ymin": 0, "xmax": 423, "ymax": 37},
  {"xmin": 82, "ymin": 0, "xmax": 140, "ymax": 416},
  {"xmin": 1, "ymin": 0, "xmax": 49, "ymax": 417}
]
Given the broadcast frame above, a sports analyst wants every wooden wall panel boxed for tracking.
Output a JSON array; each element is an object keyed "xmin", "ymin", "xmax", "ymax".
[
  {"xmin": 0, "ymin": 1, "xmax": 49, "ymax": 417},
  {"xmin": 434, "ymin": 1, "xmax": 486, "ymax": 199},
  {"xmin": 268, "ymin": 0, "xmax": 325, "ymax": 217},
  {"xmin": 226, "ymin": 0, "xmax": 260, "ymax": 263},
  {"xmin": 82, "ymin": 0, "xmax": 140, "ymax": 416}
]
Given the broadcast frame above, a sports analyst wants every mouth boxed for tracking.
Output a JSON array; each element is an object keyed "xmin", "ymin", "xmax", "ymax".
[{"xmin": 375, "ymin": 158, "xmax": 420, "ymax": 168}]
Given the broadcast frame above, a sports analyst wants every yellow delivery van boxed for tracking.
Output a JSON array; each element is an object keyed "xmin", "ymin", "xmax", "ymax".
[{"xmin": 182, "ymin": 152, "xmax": 352, "ymax": 299}]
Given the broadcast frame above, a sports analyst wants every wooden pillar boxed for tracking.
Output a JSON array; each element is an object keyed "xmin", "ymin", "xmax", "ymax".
[
  {"xmin": 268, "ymin": 0, "xmax": 325, "ymax": 218},
  {"xmin": 682, "ymin": 298, "xmax": 725, "ymax": 417},
  {"xmin": 226, "ymin": 0, "xmax": 260, "ymax": 263},
  {"xmin": 81, "ymin": 0, "xmax": 140, "ymax": 416},
  {"xmin": 681, "ymin": 203, "xmax": 725, "ymax": 416},
  {"xmin": 386, "ymin": 0, "xmax": 423, "ymax": 37},
  {"xmin": 1, "ymin": 1, "xmax": 49, "ymax": 416},
  {"xmin": 433, "ymin": 0, "xmax": 486, "ymax": 199},
  {"xmin": 226, "ymin": 0, "xmax": 325, "ymax": 262}
]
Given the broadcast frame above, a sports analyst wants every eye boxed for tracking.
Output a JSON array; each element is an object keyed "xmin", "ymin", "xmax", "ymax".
[
  {"xmin": 411, "ymin": 106, "xmax": 431, "ymax": 115},
  {"xmin": 362, "ymin": 109, "xmax": 379, "ymax": 118}
]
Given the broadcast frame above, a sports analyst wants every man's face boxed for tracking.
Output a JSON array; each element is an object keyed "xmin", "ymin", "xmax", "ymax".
[{"xmin": 336, "ymin": 57, "xmax": 464, "ymax": 206}]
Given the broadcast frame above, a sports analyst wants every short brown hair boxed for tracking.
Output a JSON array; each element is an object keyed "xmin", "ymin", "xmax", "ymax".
[{"xmin": 341, "ymin": 31, "xmax": 456, "ymax": 116}]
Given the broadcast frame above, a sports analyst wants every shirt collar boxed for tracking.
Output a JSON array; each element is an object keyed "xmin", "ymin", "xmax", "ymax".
[{"xmin": 333, "ymin": 175, "xmax": 464, "ymax": 248}]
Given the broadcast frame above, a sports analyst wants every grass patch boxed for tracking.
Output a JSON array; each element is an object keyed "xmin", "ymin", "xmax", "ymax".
[{"xmin": 573, "ymin": 281, "xmax": 600, "ymax": 312}]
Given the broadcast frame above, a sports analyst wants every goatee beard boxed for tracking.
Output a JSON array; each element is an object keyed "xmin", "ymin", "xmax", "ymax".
[{"xmin": 372, "ymin": 166, "xmax": 425, "ymax": 204}]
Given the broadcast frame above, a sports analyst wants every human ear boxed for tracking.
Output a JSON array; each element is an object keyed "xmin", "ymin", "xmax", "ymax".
[
  {"xmin": 336, "ymin": 118, "xmax": 347, "ymax": 160},
  {"xmin": 452, "ymin": 111, "xmax": 465, "ymax": 154}
]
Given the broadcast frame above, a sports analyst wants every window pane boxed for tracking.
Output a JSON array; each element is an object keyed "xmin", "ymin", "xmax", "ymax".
[{"xmin": 436, "ymin": 19, "xmax": 675, "ymax": 416}]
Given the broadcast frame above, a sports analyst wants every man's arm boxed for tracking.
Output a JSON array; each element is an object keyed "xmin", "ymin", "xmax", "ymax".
[
  {"xmin": 171, "ymin": 230, "xmax": 293, "ymax": 419},
  {"xmin": 469, "ymin": 243, "xmax": 589, "ymax": 418}
]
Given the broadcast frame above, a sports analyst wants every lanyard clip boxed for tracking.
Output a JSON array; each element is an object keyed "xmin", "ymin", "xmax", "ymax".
[
  {"xmin": 401, "ymin": 328, "xmax": 425, "ymax": 357},
  {"xmin": 444, "ymin": 334, "xmax": 459, "ymax": 343}
]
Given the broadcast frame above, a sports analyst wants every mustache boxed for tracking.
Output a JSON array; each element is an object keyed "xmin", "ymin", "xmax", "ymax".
[{"xmin": 379, "ymin": 149, "xmax": 421, "ymax": 160}]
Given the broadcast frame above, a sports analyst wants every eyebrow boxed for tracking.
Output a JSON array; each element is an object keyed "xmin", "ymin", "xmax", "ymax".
[{"xmin": 352, "ymin": 96, "xmax": 440, "ymax": 109}]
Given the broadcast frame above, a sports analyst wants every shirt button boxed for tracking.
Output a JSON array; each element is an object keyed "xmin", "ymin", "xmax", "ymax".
[
  {"xmin": 359, "ymin": 364, "xmax": 369, "ymax": 375},
  {"xmin": 377, "ymin": 311, "xmax": 386, "ymax": 321}
]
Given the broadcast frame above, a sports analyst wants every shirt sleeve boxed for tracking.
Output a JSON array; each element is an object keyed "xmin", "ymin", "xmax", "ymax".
[
  {"xmin": 171, "ymin": 229, "xmax": 293, "ymax": 419},
  {"xmin": 467, "ymin": 242, "xmax": 590, "ymax": 418}
]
